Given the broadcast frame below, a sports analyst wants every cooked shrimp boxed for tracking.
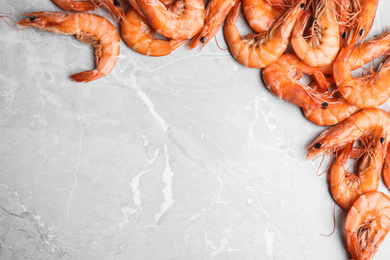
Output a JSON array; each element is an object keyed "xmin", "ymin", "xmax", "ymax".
[
  {"xmin": 333, "ymin": 41, "xmax": 390, "ymax": 108},
  {"xmin": 302, "ymin": 77, "xmax": 360, "ymax": 126},
  {"xmin": 51, "ymin": 0, "xmax": 99, "ymax": 12},
  {"xmin": 321, "ymin": 29, "xmax": 390, "ymax": 75},
  {"xmin": 242, "ymin": 0, "xmax": 290, "ymax": 33},
  {"xmin": 306, "ymin": 108, "xmax": 390, "ymax": 160},
  {"xmin": 223, "ymin": 0, "xmax": 306, "ymax": 68},
  {"xmin": 188, "ymin": 0, "xmax": 237, "ymax": 50},
  {"xmin": 127, "ymin": 0, "xmax": 205, "ymax": 39},
  {"xmin": 291, "ymin": 0, "xmax": 340, "ymax": 67},
  {"xmin": 348, "ymin": 0, "xmax": 379, "ymax": 45},
  {"xmin": 52, "ymin": 0, "xmax": 124, "ymax": 21},
  {"xmin": 121, "ymin": 7, "xmax": 185, "ymax": 56},
  {"xmin": 345, "ymin": 191, "xmax": 390, "ymax": 260},
  {"xmin": 336, "ymin": 0, "xmax": 351, "ymax": 44},
  {"xmin": 330, "ymin": 129, "xmax": 385, "ymax": 211},
  {"xmin": 262, "ymin": 53, "xmax": 335, "ymax": 110},
  {"xmin": 17, "ymin": 12, "xmax": 120, "ymax": 83}
]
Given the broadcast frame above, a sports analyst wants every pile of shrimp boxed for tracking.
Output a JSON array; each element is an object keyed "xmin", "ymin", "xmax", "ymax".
[{"xmin": 5, "ymin": 0, "xmax": 390, "ymax": 258}]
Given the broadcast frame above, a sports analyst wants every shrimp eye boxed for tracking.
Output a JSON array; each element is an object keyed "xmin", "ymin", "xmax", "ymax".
[
  {"xmin": 300, "ymin": 3, "xmax": 305, "ymax": 10},
  {"xmin": 314, "ymin": 143, "xmax": 321, "ymax": 149},
  {"xmin": 380, "ymin": 137, "xmax": 385, "ymax": 143},
  {"xmin": 113, "ymin": 0, "xmax": 120, "ymax": 6},
  {"xmin": 321, "ymin": 102, "xmax": 328, "ymax": 109},
  {"xmin": 29, "ymin": 16, "xmax": 36, "ymax": 21},
  {"xmin": 341, "ymin": 32, "xmax": 346, "ymax": 39},
  {"xmin": 200, "ymin": 36, "xmax": 206, "ymax": 43},
  {"xmin": 359, "ymin": 29, "xmax": 364, "ymax": 36}
]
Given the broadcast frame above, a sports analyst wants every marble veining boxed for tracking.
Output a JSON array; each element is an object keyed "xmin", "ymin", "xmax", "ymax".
[{"xmin": 1, "ymin": 1, "xmax": 390, "ymax": 259}]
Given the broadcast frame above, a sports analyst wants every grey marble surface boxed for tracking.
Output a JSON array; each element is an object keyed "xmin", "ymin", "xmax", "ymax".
[{"xmin": 1, "ymin": 1, "xmax": 390, "ymax": 259}]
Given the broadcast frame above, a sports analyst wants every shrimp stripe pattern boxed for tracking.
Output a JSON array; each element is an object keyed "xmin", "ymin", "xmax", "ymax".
[
  {"xmin": 345, "ymin": 191, "xmax": 390, "ymax": 260},
  {"xmin": 223, "ymin": 0, "xmax": 306, "ymax": 68},
  {"xmin": 17, "ymin": 12, "xmax": 120, "ymax": 83},
  {"xmin": 121, "ymin": 7, "xmax": 185, "ymax": 56},
  {"xmin": 127, "ymin": 0, "xmax": 205, "ymax": 39}
]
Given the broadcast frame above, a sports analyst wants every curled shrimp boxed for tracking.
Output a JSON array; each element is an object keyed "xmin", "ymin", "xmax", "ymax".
[
  {"xmin": 345, "ymin": 191, "xmax": 390, "ymax": 260},
  {"xmin": 302, "ymin": 77, "xmax": 360, "ymax": 126},
  {"xmin": 128, "ymin": 0, "xmax": 205, "ymax": 39},
  {"xmin": 188, "ymin": 0, "xmax": 237, "ymax": 50},
  {"xmin": 121, "ymin": 7, "xmax": 186, "ymax": 56},
  {"xmin": 242, "ymin": 0, "xmax": 290, "ymax": 33},
  {"xmin": 330, "ymin": 129, "xmax": 385, "ymax": 211},
  {"xmin": 321, "ymin": 29, "xmax": 390, "ymax": 75},
  {"xmin": 223, "ymin": 0, "xmax": 306, "ymax": 68},
  {"xmin": 306, "ymin": 108, "xmax": 390, "ymax": 160},
  {"xmin": 333, "ymin": 41, "xmax": 390, "ymax": 108},
  {"xmin": 291, "ymin": 0, "xmax": 340, "ymax": 67},
  {"xmin": 17, "ymin": 12, "xmax": 120, "ymax": 83},
  {"xmin": 262, "ymin": 53, "xmax": 335, "ymax": 110}
]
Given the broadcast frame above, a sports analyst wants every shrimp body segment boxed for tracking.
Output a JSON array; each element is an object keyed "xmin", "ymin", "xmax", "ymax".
[
  {"xmin": 330, "ymin": 130, "xmax": 385, "ymax": 211},
  {"xmin": 224, "ymin": 0, "xmax": 306, "ymax": 68},
  {"xmin": 127, "ymin": 0, "xmax": 205, "ymax": 39},
  {"xmin": 334, "ymin": 44, "xmax": 390, "ymax": 108},
  {"xmin": 17, "ymin": 12, "xmax": 120, "ymax": 83},
  {"xmin": 242, "ymin": 0, "xmax": 288, "ymax": 33},
  {"xmin": 51, "ymin": 0, "xmax": 98, "ymax": 12},
  {"xmin": 262, "ymin": 53, "xmax": 334, "ymax": 110},
  {"xmin": 121, "ymin": 7, "xmax": 185, "ymax": 56},
  {"xmin": 345, "ymin": 191, "xmax": 390, "ymax": 260},
  {"xmin": 188, "ymin": 0, "xmax": 237, "ymax": 50},
  {"xmin": 320, "ymin": 30, "xmax": 390, "ymax": 75},
  {"xmin": 291, "ymin": 0, "xmax": 340, "ymax": 67},
  {"xmin": 306, "ymin": 108, "xmax": 390, "ymax": 160}
]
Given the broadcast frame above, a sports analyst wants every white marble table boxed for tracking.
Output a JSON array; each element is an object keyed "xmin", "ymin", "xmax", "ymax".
[{"xmin": 1, "ymin": 1, "xmax": 390, "ymax": 259}]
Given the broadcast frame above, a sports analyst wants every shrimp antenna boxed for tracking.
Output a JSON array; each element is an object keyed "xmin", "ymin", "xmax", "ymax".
[
  {"xmin": 321, "ymin": 202, "xmax": 337, "ymax": 237},
  {"xmin": 0, "ymin": 12, "xmax": 28, "ymax": 30},
  {"xmin": 214, "ymin": 36, "xmax": 228, "ymax": 51}
]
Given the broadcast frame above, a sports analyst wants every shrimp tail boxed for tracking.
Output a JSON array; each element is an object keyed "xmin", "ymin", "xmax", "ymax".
[{"xmin": 70, "ymin": 70, "xmax": 104, "ymax": 83}]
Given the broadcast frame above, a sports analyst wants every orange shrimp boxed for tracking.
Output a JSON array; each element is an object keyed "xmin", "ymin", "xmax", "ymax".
[
  {"xmin": 17, "ymin": 12, "xmax": 120, "ymax": 83},
  {"xmin": 223, "ymin": 0, "xmax": 306, "ymax": 68},
  {"xmin": 306, "ymin": 108, "xmax": 390, "ymax": 160},
  {"xmin": 345, "ymin": 191, "xmax": 390, "ymax": 260},
  {"xmin": 333, "ymin": 40, "xmax": 390, "ymax": 108},
  {"xmin": 321, "ymin": 29, "xmax": 390, "ymax": 75},
  {"xmin": 188, "ymin": 0, "xmax": 237, "ymax": 50},
  {"xmin": 242, "ymin": 0, "xmax": 290, "ymax": 33},
  {"xmin": 291, "ymin": 0, "xmax": 340, "ymax": 67},
  {"xmin": 51, "ymin": 0, "xmax": 99, "ymax": 12},
  {"xmin": 127, "ymin": 0, "xmax": 205, "ymax": 39},
  {"xmin": 121, "ymin": 7, "xmax": 186, "ymax": 56},
  {"xmin": 262, "ymin": 53, "xmax": 334, "ymax": 110},
  {"xmin": 348, "ymin": 0, "xmax": 379, "ymax": 46},
  {"xmin": 52, "ymin": 0, "xmax": 124, "ymax": 21},
  {"xmin": 302, "ymin": 77, "xmax": 360, "ymax": 126},
  {"xmin": 330, "ymin": 129, "xmax": 385, "ymax": 211}
]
